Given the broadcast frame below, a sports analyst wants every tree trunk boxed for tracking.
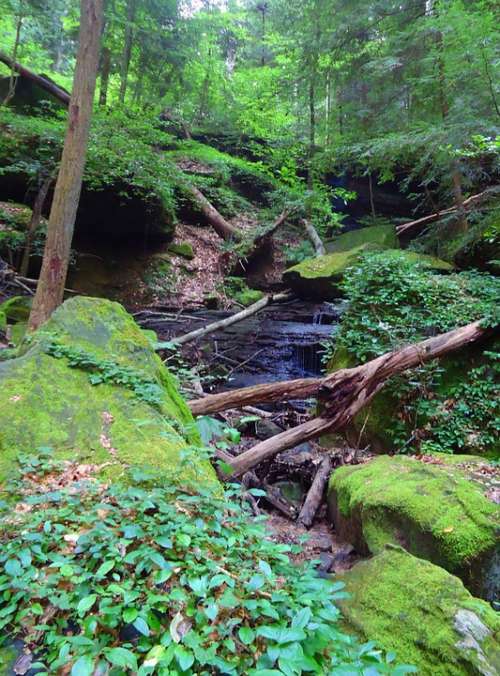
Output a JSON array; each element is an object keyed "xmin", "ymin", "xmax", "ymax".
[
  {"xmin": 99, "ymin": 46, "xmax": 111, "ymax": 107},
  {"xmin": 185, "ymin": 184, "xmax": 242, "ymax": 241},
  {"xmin": 368, "ymin": 173, "xmax": 376, "ymax": 218},
  {"xmin": 2, "ymin": 14, "xmax": 23, "ymax": 107},
  {"xmin": 20, "ymin": 171, "xmax": 55, "ymax": 276},
  {"xmin": 0, "ymin": 51, "xmax": 71, "ymax": 105},
  {"xmin": 222, "ymin": 320, "xmax": 492, "ymax": 476},
  {"xmin": 28, "ymin": 0, "xmax": 103, "ymax": 331},
  {"xmin": 451, "ymin": 162, "xmax": 468, "ymax": 233},
  {"xmin": 119, "ymin": 0, "xmax": 136, "ymax": 104},
  {"xmin": 170, "ymin": 292, "xmax": 292, "ymax": 347},
  {"xmin": 301, "ymin": 218, "xmax": 325, "ymax": 256}
]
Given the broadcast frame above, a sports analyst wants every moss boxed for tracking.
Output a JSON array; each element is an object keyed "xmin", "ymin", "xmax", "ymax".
[
  {"xmin": 339, "ymin": 546, "xmax": 500, "ymax": 676},
  {"xmin": 224, "ymin": 276, "xmax": 264, "ymax": 307},
  {"xmin": 0, "ymin": 296, "xmax": 31, "ymax": 323},
  {"xmin": 167, "ymin": 242, "xmax": 194, "ymax": 259},
  {"xmin": 0, "ymin": 646, "xmax": 17, "ymax": 675},
  {"xmin": 326, "ymin": 224, "xmax": 399, "ymax": 253},
  {"xmin": 328, "ymin": 455, "xmax": 499, "ymax": 599},
  {"xmin": 283, "ymin": 243, "xmax": 381, "ymax": 299},
  {"xmin": 0, "ymin": 297, "xmax": 217, "ymax": 490}
]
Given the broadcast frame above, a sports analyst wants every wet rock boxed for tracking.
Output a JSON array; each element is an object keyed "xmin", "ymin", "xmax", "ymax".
[{"xmin": 325, "ymin": 223, "xmax": 399, "ymax": 253}]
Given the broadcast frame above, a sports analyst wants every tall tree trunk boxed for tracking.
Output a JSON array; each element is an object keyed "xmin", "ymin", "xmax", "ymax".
[
  {"xmin": 99, "ymin": 46, "xmax": 111, "ymax": 106},
  {"xmin": 20, "ymin": 171, "xmax": 55, "ymax": 276},
  {"xmin": 28, "ymin": 0, "xmax": 103, "ymax": 331},
  {"xmin": 307, "ymin": 76, "xmax": 316, "ymax": 192},
  {"xmin": 2, "ymin": 14, "xmax": 23, "ymax": 107},
  {"xmin": 119, "ymin": 0, "xmax": 136, "ymax": 104}
]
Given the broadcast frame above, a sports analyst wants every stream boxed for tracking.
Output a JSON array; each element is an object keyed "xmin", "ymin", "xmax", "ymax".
[{"xmin": 139, "ymin": 299, "xmax": 345, "ymax": 392}]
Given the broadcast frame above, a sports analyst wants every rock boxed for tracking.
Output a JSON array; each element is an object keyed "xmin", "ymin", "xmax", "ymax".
[
  {"xmin": 0, "ymin": 296, "xmax": 218, "ymax": 490},
  {"xmin": 328, "ymin": 454, "xmax": 499, "ymax": 600},
  {"xmin": 167, "ymin": 242, "xmax": 195, "ymax": 259},
  {"xmin": 283, "ymin": 243, "xmax": 381, "ymax": 300},
  {"xmin": 284, "ymin": 247, "xmax": 453, "ymax": 300},
  {"xmin": 317, "ymin": 552, "xmax": 335, "ymax": 573},
  {"xmin": 339, "ymin": 546, "xmax": 500, "ymax": 676},
  {"xmin": 325, "ymin": 224, "xmax": 399, "ymax": 253},
  {"xmin": 254, "ymin": 418, "xmax": 283, "ymax": 440}
]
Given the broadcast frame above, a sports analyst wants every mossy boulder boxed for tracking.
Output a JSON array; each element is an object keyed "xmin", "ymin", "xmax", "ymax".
[
  {"xmin": 339, "ymin": 546, "xmax": 500, "ymax": 676},
  {"xmin": 283, "ymin": 243, "xmax": 380, "ymax": 299},
  {"xmin": 0, "ymin": 296, "xmax": 218, "ymax": 489},
  {"xmin": 0, "ymin": 296, "xmax": 31, "ymax": 324},
  {"xmin": 325, "ymin": 224, "xmax": 399, "ymax": 253},
  {"xmin": 225, "ymin": 276, "xmax": 264, "ymax": 306},
  {"xmin": 284, "ymin": 247, "xmax": 452, "ymax": 300},
  {"xmin": 328, "ymin": 454, "xmax": 499, "ymax": 600}
]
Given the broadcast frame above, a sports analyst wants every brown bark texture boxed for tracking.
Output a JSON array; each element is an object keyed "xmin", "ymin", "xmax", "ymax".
[
  {"xmin": 297, "ymin": 455, "xmax": 332, "ymax": 527},
  {"xmin": 301, "ymin": 218, "xmax": 326, "ymax": 256},
  {"xmin": 185, "ymin": 184, "xmax": 242, "ymax": 241},
  {"xmin": 0, "ymin": 51, "xmax": 71, "ymax": 105},
  {"xmin": 28, "ymin": 0, "xmax": 104, "ymax": 331}
]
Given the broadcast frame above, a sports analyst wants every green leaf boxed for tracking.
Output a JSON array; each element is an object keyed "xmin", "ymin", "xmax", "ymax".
[
  {"xmin": 133, "ymin": 617, "xmax": 150, "ymax": 636},
  {"xmin": 238, "ymin": 626, "xmax": 255, "ymax": 645},
  {"xmin": 291, "ymin": 607, "xmax": 312, "ymax": 630},
  {"xmin": 105, "ymin": 647, "xmax": 138, "ymax": 671},
  {"xmin": 258, "ymin": 560, "xmax": 273, "ymax": 578},
  {"xmin": 175, "ymin": 646, "xmax": 194, "ymax": 672},
  {"xmin": 60, "ymin": 564, "xmax": 74, "ymax": 577},
  {"xmin": 123, "ymin": 607, "xmax": 138, "ymax": 623},
  {"xmin": 5, "ymin": 558, "xmax": 22, "ymax": 577},
  {"xmin": 96, "ymin": 560, "xmax": 115, "ymax": 577},
  {"xmin": 71, "ymin": 655, "xmax": 95, "ymax": 676},
  {"xmin": 77, "ymin": 594, "xmax": 97, "ymax": 616}
]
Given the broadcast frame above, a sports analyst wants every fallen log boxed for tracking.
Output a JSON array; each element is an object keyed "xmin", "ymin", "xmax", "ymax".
[
  {"xmin": 170, "ymin": 291, "xmax": 293, "ymax": 347},
  {"xmin": 396, "ymin": 186, "xmax": 499, "ymax": 237},
  {"xmin": 0, "ymin": 51, "xmax": 71, "ymax": 106},
  {"xmin": 197, "ymin": 320, "xmax": 494, "ymax": 475},
  {"xmin": 185, "ymin": 184, "xmax": 242, "ymax": 241},
  {"xmin": 301, "ymin": 218, "xmax": 326, "ymax": 256},
  {"xmin": 297, "ymin": 454, "xmax": 332, "ymax": 527}
]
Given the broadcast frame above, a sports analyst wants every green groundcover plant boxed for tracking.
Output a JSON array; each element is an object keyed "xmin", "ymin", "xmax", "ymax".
[{"xmin": 0, "ymin": 449, "xmax": 416, "ymax": 675}]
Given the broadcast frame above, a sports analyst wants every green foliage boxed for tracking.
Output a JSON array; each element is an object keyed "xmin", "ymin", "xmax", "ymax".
[
  {"xmin": 0, "ymin": 450, "xmax": 411, "ymax": 675},
  {"xmin": 325, "ymin": 252, "xmax": 500, "ymax": 455}
]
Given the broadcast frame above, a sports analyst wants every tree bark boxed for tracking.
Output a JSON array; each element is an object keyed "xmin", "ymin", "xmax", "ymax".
[
  {"xmin": 99, "ymin": 46, "xmax": 111, "ymax": 107},
  {"xmin": 185, "ymin": 184, "xmax": 242, "ymax": 241},
  {"xmin": 170, "ymin": 291, "xmax": 292, "ymax": 347},
  {"xmin": 297, "ymin": 455, "xmax": 332, "ymax": 528},
  {"xmin": 28, "ymin": 0, "xmax": 103, "ymax": 331},
  {"xmin": 0, "ymin": 51, "xmax": 71, "ymax": 106},
  {"xmin": 222, "ymin": 320, "xmax": 492, "ymax": 476},
  {"xmin": 301, "ymin": 218, "xmax": 325, "ymax": 256},
  {"xmin": 19, "ymin": 171, "xmax": 55, "ymax": 276},
  {"xmin": 119, "ymin": 0, "xmax": 136, "ymax": 104}
]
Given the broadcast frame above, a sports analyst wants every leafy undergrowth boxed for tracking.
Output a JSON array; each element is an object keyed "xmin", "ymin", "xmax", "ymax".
[{"xmin": 0, "ymin": 450, "xmax": 415, "ymax": 675}]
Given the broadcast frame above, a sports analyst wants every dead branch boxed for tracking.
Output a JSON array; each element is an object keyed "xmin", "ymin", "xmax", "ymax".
[
  {"xmin": 170, "ymin": 291, "xmax": 293, "ymax": 347},
  {"xmin": 0, "ymin": 51, "xmax": 70, "ymax": 105},
  {"xmin": 184, "ymin": 184, "xmax": 242, "ymax": 241},
  {"xmin": 396, "ymin": 186, "xmax": 500, "ymax": 237},
  {"xmin": 297, "ymin": 454, "xmax": 332, "ymax": 527},
  {"xmin": 301, "ymin": 218, "xmax": 326, "ymax": 256},
  {"xmin": 203, "ymin": 320, "xmax": 494, "ymax": 476}
]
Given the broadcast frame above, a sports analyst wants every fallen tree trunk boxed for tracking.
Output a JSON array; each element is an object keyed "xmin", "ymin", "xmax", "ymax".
[
  {"xmin": 396, "ymin": 186, "xmax": 499, "ymax": 237},
  {"xmin": 190, "ymin": 320, "xmax": 494, "ymax": 475},
  {"xmin": 170, "ymin": 291, "xmax": 293, "ymax": 347},
  {"xmin": 297, "ymin": 454, "xmax": 332, "ymax": 527},
  {"xmin": 0, "ymin": 51, "xmax": 71, "ymax": 105},
  {"xmin": 301, "ymin": 218, "xmax": 326, "ymax": 256},
  {"xmin": 185, "ymin": 184, "xmax": 242, "ymax": 241}
]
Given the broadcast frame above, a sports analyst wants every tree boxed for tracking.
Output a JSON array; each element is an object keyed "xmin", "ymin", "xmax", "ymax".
[{"xmin": 28, "ymin": 0, "xmax": 104, "ymax": 331}]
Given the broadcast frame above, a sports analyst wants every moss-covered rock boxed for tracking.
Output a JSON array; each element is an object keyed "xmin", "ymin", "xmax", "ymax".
[
  {"xmin": 0, "ymin": 296, "xmax": 218, "ymax": 489},
  {"xmin": 224, "ymin": 276, "xmax": 264, "ymax": 306},
  {"xmin": 325, "ymin": 224, "xmax": 399, "ymax": 253},
  {"xmin": 284, "ymin": 247, "xmax": 453, "ymax": 300},
  {"xmin": 0, "ymin": 645, "xmax": 17, "ymax": 675},
  {"xmin": 167, "ymin": 241, "xmax": 194, "ymax": 259},
  {"xmin": 339, "ymin": 546, "xmax": 500, "ymax": 676},
  {"xmin": 328, "ymin": 454, "xmax": 499, "ymax": 600},
  {"xmin": 0, "ymin": 296, "xmax": 31, "ymax": 323},
  {"xmin": 283, "ymin": 243, "xmax": 380, "ymax": 299}
]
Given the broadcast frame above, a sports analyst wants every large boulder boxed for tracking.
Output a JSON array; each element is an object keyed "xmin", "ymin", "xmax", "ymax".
[
  {"xmin": 339, "ymin": 546, "xmax": 500, "ymax": 676},
  {"xmin": 325, "ymin": 223, "xmax": 399, "ymax": 253},
  {"xmin": 284, "ymin": 247, "xmax": 453, "ymax": 300},
  {"xmin": 0, "ymin": 296, "xmax": 218, "ymax": 489},
  {"xmin": 328, "ymin": 454, "xmax": 499, "ymax": 600}
]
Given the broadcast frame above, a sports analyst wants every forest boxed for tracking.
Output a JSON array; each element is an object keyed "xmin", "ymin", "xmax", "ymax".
[{"xmin": 0, "ymin": 0, "xmax": 499, "ymax": 674}]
